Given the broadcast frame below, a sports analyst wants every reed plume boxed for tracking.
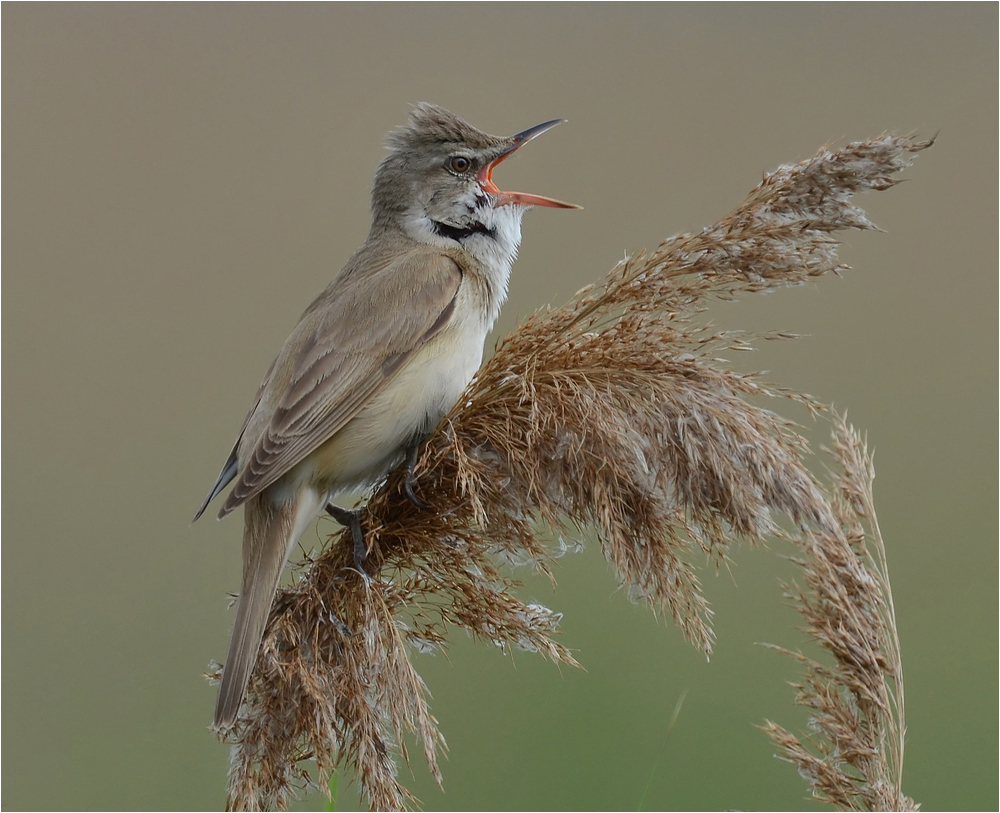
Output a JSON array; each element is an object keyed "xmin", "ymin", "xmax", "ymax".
[
  {"xmin": 761, "ymin": 417, "xmax": 917, "ymax": 811},
  {"xmin": 218, "ymin": 134, "xmax": 930, "ymax": 811}
]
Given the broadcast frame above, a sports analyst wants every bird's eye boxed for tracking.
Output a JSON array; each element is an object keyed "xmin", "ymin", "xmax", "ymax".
[{"xmin": 449, "ymin": 156, "xmax": 471, "ymax": 174}]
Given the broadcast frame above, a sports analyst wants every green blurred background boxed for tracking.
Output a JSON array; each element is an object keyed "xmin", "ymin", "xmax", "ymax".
[{"xmin": 3, "ymin": 5, "xmax": 996, "ymax": 811}]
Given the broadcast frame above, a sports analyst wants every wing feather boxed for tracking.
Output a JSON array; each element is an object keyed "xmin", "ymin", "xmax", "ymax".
[
  {"xmin": 217, "ymin": 250, "xmax": 462, "ymax": 517},
  {"xmin": 192, "ymin": 355, "xmax": 278, "ymax": 522}
]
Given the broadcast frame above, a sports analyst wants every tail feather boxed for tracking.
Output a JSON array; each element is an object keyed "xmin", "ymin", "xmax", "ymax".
[{"xmin": 214, "ymin": 487, "xmax": 323, "ymax": 731}]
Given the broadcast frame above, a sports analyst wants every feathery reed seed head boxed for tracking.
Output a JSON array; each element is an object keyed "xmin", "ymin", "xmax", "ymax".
[
  {"xmin": 761, "ymin": 417, "xmax": 917, "ymax": 812},
  {"xmin": 221, "ymin": 135, "xmax": 930, "ymax": 811}
]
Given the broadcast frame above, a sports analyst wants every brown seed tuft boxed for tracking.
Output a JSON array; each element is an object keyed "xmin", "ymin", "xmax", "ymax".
[
  {"xmin": 220, "ymin": 135, "xmax": 930, "ymax": 811},
  {"xmin": 761, "ymin": 416, "xmax": 918, "ymax": 812}
]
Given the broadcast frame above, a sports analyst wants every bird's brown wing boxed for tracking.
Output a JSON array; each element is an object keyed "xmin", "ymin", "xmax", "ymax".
[
  {"xmin": 216, "ymin": 250, "xmax": 462, "ymax": 517},
  {"xmin": 192, "ymin": 355, "xmax": 279, "ymax": 522}
]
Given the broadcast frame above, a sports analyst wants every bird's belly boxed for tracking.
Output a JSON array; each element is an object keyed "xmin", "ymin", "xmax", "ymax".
[{"xmin": 298, "ymin": 328, "xmax": 484, "ymax": 498}]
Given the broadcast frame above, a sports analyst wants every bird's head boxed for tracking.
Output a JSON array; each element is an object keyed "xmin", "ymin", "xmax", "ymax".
[{"xmin": 371, "ymin": 103, "xmax": 578, "ymax": 254}]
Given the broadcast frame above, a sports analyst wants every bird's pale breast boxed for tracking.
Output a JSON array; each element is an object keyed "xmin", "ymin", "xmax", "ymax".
[{"xmin": 280, "ymin": 309, "xmax": 486, "ymax": 502}]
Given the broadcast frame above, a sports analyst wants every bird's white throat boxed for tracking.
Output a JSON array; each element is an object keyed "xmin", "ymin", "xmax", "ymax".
[{"xmin": 403, "ymin": 198, "xmax": 524, "ymax": 326}]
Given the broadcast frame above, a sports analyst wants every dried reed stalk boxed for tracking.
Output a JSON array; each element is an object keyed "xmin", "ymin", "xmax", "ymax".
[
  {"xmin": 761, "ymin": 417, "xmax": 917, "ymax": 811},
  {"xmin": 220, "ymin": 135, "xmax": 930, "ymax": 811}
]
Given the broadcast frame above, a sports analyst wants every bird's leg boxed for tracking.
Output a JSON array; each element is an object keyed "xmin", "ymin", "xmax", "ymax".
[
  {"xmin": 325, "ymin": 503, "xmax": 369, "ymax": 578},
  {"xmin": 404, "ymin": 440, "xmax": 428, "ymax": 510}
]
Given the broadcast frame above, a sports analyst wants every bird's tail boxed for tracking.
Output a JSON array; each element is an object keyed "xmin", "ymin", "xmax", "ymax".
[{"xmin": 214, "ymin": 487, "xmax": 323, "ymax": 732}]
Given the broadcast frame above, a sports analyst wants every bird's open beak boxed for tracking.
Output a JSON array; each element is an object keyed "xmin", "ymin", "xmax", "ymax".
[{"xmin": 479, "ymin": 119, "xmax": 582, "ymax": 209}]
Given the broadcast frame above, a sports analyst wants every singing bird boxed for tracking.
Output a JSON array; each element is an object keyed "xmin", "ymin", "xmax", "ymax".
[{"xmin": 193, "ymin": 104, "xmax": 579, "ymax": 730}]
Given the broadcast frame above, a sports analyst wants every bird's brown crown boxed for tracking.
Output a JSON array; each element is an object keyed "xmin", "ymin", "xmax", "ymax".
[{"xmin": 384, "ymin": 103, "xmax": 508, "ymax": 153}]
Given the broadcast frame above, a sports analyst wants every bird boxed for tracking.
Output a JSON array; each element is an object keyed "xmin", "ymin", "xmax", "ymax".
[{"xmin": 193, "ymin": 103, "xmax": 579, "ymax": 731}]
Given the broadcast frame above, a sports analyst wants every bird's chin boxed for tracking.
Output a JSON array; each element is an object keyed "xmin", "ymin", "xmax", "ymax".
[
  {"xmin": 479, "ymin": 201, "xmax": 523, "ymax": 235},
  {"xmin": 479, "ymin": 200, "xmax": 526, "ymax": 224},
  {"xmin": 469, "ymin": 205, "xmax": 523, "ymax": 275}
]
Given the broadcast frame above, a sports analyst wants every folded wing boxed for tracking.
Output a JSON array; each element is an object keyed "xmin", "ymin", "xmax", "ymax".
[{"xmin": 211, "ymin": 250, "xmax": 462, "ymax": 518}]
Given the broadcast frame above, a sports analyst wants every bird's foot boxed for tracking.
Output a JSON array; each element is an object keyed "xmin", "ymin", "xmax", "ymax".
[
  {"xmin": 325, "ymin": 503, "xmax": 370, "ymax": 579},
  {"xmin": 404, "ymin": 441, "xmax": 428, "ymax": 510}
]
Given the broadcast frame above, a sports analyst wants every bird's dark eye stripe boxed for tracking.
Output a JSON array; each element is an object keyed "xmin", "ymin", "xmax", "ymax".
[{"xmin": 449, "ymin": 156, "xmax": 471, "ymax": 173}]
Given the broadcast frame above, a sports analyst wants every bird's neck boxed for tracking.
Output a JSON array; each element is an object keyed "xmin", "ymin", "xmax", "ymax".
[{"xmin": 373, "ymin": 203, "xmax": 524, "ymax": 329}]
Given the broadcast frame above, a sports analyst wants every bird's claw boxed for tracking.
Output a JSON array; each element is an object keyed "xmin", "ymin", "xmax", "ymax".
[
  {"xmin": 325, "ymin": 503, "xmax": 370, "ymax": 579},
  {"xmin": 404, "ymin": 441, "xmax": 428, "ymax": 509},
  {"xmin": 404, "ymin": 476, "xmax": 428, "ymax": 510}
]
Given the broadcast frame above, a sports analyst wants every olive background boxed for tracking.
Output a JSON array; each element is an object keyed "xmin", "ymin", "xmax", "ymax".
[{"xmin": 3, "ymin": 5, "xmax": 996, "ymax": 811}]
